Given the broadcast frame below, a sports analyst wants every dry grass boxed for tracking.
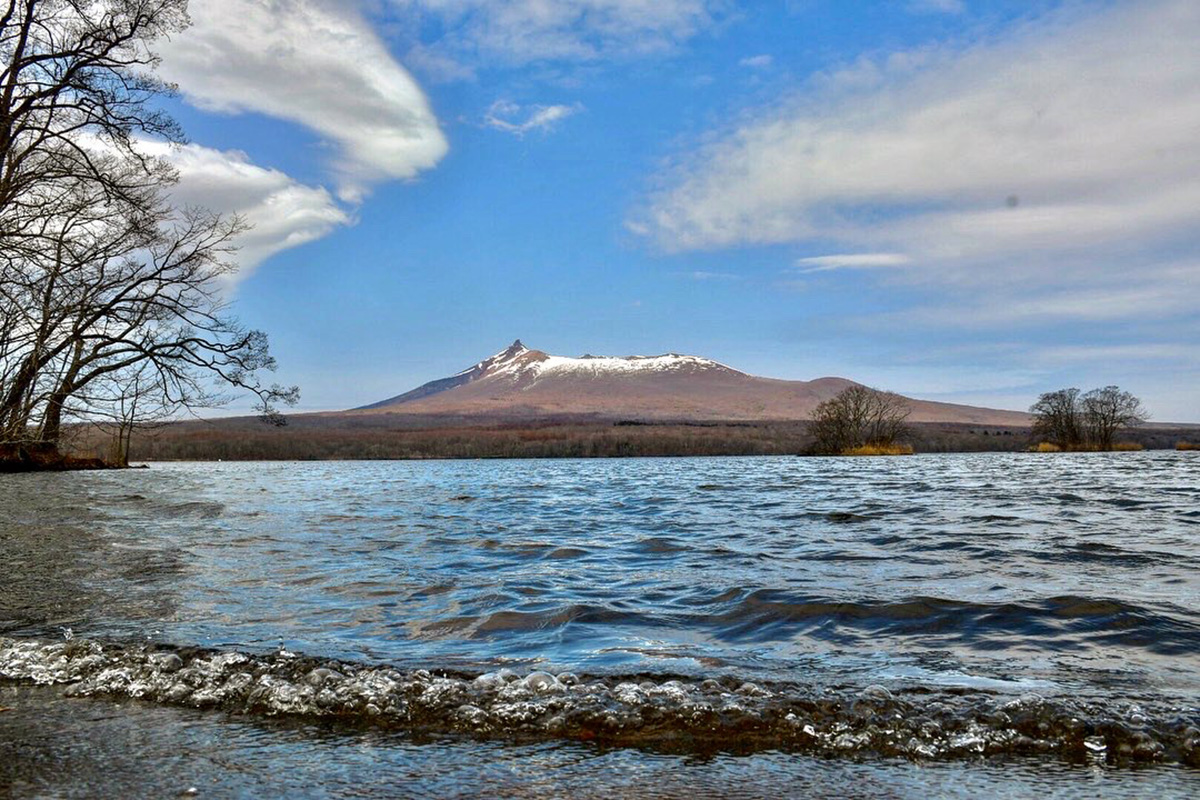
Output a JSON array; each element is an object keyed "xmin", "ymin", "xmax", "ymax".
[
  {"xmin": 1177, "ymin": 441, "xmax": 1200, "ymax": 451},
  {"xmin": 1034, "ymin": 441, "xmax": 1146, "ymax": 453},
  {"xmin": 842, "ymin": 443, "xmax": 915, "ymax": 456}
]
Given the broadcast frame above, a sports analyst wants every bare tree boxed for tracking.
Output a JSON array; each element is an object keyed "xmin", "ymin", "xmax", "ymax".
[
  {"xmin": 1030, "ymin": 385, "xmax": 1146, "ymax": 450},
  {"xmin": 0, "ymin": 0, "xmax": 186, "ymax": 216},
  {"xmin": 1, "ymin": 196, "xmax": 298, "ymax": 450},
  {"xmin": 61, "ymin": 360, "xmax": 178, "ymax": 465},
  {"xmin": 1081, "ymin": 385, "xmax": 1147, "ymax": 450},
  {"xmin": 808, "ymin": 385, "xmax": 911, "ymax": 455},
  {"xmin": 0, "ymin": 2, "xmax": 297, "ymax": 465},
  {"xmin": 1030, "ymin": 387, "xmax": 1083, "ymax": 449}
]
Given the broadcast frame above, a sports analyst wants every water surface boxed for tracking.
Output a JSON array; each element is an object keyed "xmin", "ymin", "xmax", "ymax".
[{"xmin": 1, "ymin": 453, "xmax": 1198, "ymax": 796}]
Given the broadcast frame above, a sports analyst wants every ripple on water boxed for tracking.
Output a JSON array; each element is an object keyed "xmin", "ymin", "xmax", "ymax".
[{"xmin": 1, "ymin": 453, "xmax": 1198, "ymax": 728}]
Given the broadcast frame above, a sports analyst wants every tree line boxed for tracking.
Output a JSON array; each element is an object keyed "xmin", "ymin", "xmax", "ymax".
[
  {"xmin": 0, "ymin": 1, "xmax": 294, "ymax": 468},
  {"xmin": 802, "ymin": 382, "xmax": 1150, "ymax": 456}
]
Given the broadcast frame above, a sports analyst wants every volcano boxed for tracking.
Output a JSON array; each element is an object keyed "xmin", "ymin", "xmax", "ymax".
[{"xmin": 355, "ymin": 340, "xmax": 1029, "ymax": 425}]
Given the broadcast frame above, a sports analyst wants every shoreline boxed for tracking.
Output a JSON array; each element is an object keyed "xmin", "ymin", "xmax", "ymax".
[
  {"xmin": 0, "ymin": 449, "xmax": 119, "ymax": 473},
  {"xmin": 3, "ymin": 633, "xmax": 1196, "ymax": 765},
  {"xmin": 63, "ymin": 420, "xmax": 1200, "ymax": 466},
  {"xmin": 12, "ymin": 447, "xmax": 1195, "ymax": 472}
]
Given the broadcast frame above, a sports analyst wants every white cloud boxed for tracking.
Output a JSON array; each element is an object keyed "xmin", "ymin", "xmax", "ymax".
[
  {"xmin": 897, "ymin": 261, "xmax": 1200, "ymax": 326},
  {"xmin": 159, "ymin": 0, "xmax": 447, "ymax": 201},
  {"xmin": 739, "ymin": 54, "xmax": 773, "ymax": 69},
  {"xmin": 392, "ymin": 0, "xmax": 725, "ymax": 72},
  {"xmin": 140, "ymin": 142, "xmax": 351, "ymax": 278},
  {"xmin": 686, "ymin": 270, "xmax": 740, "ymax": 280},
  {"xmin": 795, "ymin": 253, "xmax": 911, "ymax": 273},
  {"xmin": 1035, "ymin": 344, "xmax": 1198, "ymax": 365},
  {"xmin": 908, "ymin": 0, "xmax": 965, "ymax": 14},
  {"xmin": 640, "ymin": 0, "xmax": 1200, "ymax": 319},
  {"xmin": 484, "ymin": 101, "xmax": 583, "ymax": 136},
  {"xmin": 403, "ymin": 41, "xmax": 478, "ymax": 83},
  {"xmin": 860, "ymin": 364, "xmax": 1040, "ymax": 396}
]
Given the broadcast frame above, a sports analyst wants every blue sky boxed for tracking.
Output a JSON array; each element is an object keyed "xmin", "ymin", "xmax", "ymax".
[{"xmin": 151, "ymin": 0, "xmax": 1199, "ymax": 421}]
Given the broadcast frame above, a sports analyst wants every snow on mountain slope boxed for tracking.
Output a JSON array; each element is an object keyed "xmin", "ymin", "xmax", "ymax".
[
  {"xmin": 355, "ymin": 340, "xmax": 1030, "ymax": 425},
  {"xmin": 454, "ymin": 340, "xmax": 741, "ymax": 382},
  {"xmin": 537, "ymin": 352, "xmax": 739, "ymax": 378}
]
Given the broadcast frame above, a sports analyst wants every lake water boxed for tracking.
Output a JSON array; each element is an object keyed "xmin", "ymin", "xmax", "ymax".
[{"xmin": 1, "ymin": 453, "xmax": 1198, "ymax": 797}]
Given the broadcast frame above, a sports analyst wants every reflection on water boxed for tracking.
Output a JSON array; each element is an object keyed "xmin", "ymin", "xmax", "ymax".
[
  {"xmin": 2, "ymin": 684, "xmax": 1197, "ymax": 799},
  {"xmin": 1, "ymin": 452, "xmax": 1198, "ymax": 795}
]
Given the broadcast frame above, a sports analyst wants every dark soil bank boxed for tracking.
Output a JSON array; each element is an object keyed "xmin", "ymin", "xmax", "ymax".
[{"xmin": 0, "ymin": 444, "xmax": 115, "ymax": 472}]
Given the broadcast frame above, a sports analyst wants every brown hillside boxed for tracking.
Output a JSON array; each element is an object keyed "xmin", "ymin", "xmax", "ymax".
[{"xmin": 353, "ymin": 341, "xmax": 1030, "ymax": 426}]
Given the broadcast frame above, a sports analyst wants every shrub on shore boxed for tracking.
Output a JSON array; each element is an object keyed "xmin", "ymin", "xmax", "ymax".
[
  {"xmin": 808, "ymin": 386, "xmax": 912, "ymax": 455},
  {"xmin": 1031, "ymin": 441, "xmax": 1144, "ymax": 452},
  {"xmin": 1178, "ymin": 441, "xmax": 1200, "ymax": 451},
  {"xmin": 842, "ymin": 444, "xmax": 914, "ymax": 456}
]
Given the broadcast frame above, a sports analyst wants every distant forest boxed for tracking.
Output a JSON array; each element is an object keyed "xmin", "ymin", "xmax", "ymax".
[{"xmin": 60, "ymin": 414, "xmax": 1198, "ymax": 462}]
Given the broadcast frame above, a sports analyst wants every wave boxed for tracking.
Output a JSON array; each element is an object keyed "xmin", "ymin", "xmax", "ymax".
[
  {"xmin": 1, "ymin": 636, "xmax": 1196, "ymax": 765},
  {"xmin": 710, "ymin": 593, "xmax": 1200, "ymax": 655},
  {"xmin": 387, "ymin": 592, "xmax": 1200, "ymax": 656}
]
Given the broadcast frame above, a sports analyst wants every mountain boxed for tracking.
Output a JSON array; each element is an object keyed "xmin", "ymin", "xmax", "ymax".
[{"xmin": 355, "ymin": 340, "xmax": 1030, "ymax": 425}]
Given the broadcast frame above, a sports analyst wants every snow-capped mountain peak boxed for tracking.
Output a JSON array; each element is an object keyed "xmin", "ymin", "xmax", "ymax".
[
  {"xmin": 355, "ymin": 339, "xmax": 1032, "ymax": 426},
  {"xmin": 456, "ymin": 339, "xmax": 538, "ymax": 377}
]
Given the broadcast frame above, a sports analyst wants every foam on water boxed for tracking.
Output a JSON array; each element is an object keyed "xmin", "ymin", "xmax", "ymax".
[
  {"xmin": 2, "ymin": 635, "xmax": 1196, "ymax": 765},
  {"xmin": 2, "ymin": 452, "xmax": 1199, "ymax": 793}
]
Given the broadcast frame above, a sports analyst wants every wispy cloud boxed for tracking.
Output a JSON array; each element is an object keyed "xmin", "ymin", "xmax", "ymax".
[
  {"xmin": 391, "ymin": 0, "xmax": 727, "ymax": 76},
  {"xmin": 159, "ymin": 0, "xmax": 447, "ymax": 202},
  {"xmin": 638, "ymin": 0, "xmax": 1200, "ymax": 326},
  {"xmin": 484, "ymin": 101, "xmax": 584, "ymax": 136},
  {"xmin": 139, "ymin": 142, "xmax": 352, "ymax": 279},
  {"xmin": 907, "ymin": 0, "xmax": 966, "ymax": 14},
  {"xmin": 1035, "ymin": 344, "xmax": 1198, "ymax": 365},
  {"xmin": 686, "ymin": 270, "xmax": 741, "ymax": 280},
  {"xmin": 795, "ymin": 253, "xmax": 911, "ymax": 273},
  {"xmin": 739, "ymin": 54, "xmax": 773, "ymax": 69},
  {"xmin": 897, "ymin": 271, "xmax": 1200, "ymax": 327}
]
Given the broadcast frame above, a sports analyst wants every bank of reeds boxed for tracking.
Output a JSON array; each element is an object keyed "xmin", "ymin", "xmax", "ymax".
[
  {"xmin": 1178, "ymin": 441, "xmax": 1200, "ymax": 451},
  {"xmin": 842, "ymin": 443, "xmax": 915, "ymax": 456},
  {"xmin": 1031, "ymin": 441, "xmax": 1144, "ymax": 453}
]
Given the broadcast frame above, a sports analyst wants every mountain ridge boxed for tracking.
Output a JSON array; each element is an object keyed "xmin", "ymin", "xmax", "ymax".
[{"xmin": 354, "ymin": 340, "xmax": 1031, "ymax": 426}]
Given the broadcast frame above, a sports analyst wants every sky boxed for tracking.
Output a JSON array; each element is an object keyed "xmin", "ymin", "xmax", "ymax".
[{"xmin": 148, "ymin": 0, "xmax": 1199, "ymax": 422}]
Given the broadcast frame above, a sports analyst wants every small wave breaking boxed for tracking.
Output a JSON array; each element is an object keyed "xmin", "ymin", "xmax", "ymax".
[{"xmin": 1, "ymin": 636, "xmax": 1196, "ymax": 765}]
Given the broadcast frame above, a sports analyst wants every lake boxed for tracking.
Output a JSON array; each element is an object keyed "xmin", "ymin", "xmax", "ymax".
[{"xmin": 2, "ymin": 453, "xmax": 1198, "ymax": 797}]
